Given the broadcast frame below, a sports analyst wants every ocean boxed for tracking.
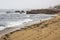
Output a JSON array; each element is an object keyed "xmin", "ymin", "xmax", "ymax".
[{"xmin": 0, "ymin": 13, "xmax": 57, "ymax": 30}]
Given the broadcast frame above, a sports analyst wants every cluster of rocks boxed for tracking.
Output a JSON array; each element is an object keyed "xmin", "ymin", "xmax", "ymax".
[
  {"xmin": 26, "ymin": 9, "xmax": 60, "ymax": 14},
  {"xmin": 0, "ymin": 9, "xmax": 25, "ymax": 14}
]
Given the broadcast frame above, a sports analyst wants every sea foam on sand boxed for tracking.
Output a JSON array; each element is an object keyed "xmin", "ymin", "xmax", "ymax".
[
  {"xmin": 0, "ymin": 18, "xmax": 52, "ymax": 31},
  {"xmin": 0, "ymin": 19, "xmax": 32, "ymax": 31}
]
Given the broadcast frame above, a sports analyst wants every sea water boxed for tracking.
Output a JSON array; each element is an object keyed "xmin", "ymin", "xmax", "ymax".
[{"xmin": 0, "ymin": 13, "xmax": 57, "ymax": 30}]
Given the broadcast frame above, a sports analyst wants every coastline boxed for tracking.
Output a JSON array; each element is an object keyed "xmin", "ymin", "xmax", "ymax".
[
  {"xmin": 0, "ymin": 13, "xmax": 60, "ymax": 40},
  {"xmin": 0, "ymin": 17, "xmax": 54, "ymax": 38}
]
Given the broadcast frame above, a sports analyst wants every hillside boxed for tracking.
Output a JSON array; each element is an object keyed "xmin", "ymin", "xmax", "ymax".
[{"xmin": 0, "ymin": 13, "xmax": 60, "ymax": 40}]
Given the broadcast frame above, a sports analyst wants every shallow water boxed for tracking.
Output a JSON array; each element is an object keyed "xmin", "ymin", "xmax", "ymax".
[{"xmin": 0, "ymin": 13, "xmax": 57, "ymax": 30}]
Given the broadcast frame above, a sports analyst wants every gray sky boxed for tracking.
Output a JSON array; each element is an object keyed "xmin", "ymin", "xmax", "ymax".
[{"xmin": 0, "ymin": 0, "xmax": 60, "ymax": 9}]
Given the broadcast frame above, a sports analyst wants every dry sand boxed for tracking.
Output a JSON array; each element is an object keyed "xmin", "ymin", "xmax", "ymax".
[{"xmin": 0, "ymin": 14, "xmax": 60, "ymax": 40}]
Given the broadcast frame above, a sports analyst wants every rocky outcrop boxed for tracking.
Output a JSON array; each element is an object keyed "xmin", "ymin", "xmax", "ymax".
[
  {"xmin": 54, "ymin": 5, "xmax": 60, "ymax": 9},
  {"xmin": 26, "ymin": 9, "xmax": 60, "ymax": 14},
  {"xmin": 15, "ymin": 10, "xmax": 25, "ymax": 14}
]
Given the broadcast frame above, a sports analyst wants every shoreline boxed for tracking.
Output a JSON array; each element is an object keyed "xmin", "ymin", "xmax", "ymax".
[{"xmin": 0, "ymin": 17, "xmax": 54, "ymax": 38}]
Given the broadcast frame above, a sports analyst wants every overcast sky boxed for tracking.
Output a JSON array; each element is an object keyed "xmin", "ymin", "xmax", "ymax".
[{"xmin": 0, "ymin": 0, "xmax": 60, "ymax": 9}]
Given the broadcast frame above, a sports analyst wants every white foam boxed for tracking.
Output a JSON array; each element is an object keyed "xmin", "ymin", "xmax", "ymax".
[
  {"xmin": 0, "ymin": 27, "xmax": 6, "ymax": 31},
  {"xmin": 0, "ymin": 14, "xmax": 56, "ymax": 31},
  {"xmin": 5, "ymin": 19, "xmax": 33, "ymax": 27}
]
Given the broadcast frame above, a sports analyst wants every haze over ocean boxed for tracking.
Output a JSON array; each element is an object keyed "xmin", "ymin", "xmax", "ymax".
[{"xmin": 0, "ymin": 0, "xmax": 60, "ymax": 9}]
